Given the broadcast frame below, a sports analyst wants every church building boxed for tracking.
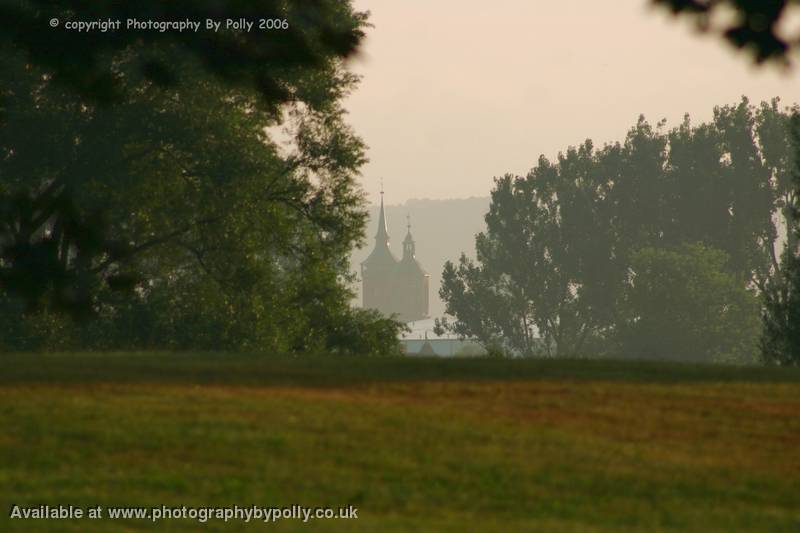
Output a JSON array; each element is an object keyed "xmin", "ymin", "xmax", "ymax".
[{"xmin": 361, "ymin": 192, "xmax": 429, "ymax": 322}]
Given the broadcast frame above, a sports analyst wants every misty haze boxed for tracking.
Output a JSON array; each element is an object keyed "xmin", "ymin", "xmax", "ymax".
[{"xmin": 2, "ymin": 1, "xmax": 800, "ymax": 531}]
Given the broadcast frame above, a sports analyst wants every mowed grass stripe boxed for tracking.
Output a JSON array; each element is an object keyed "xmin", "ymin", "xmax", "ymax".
[
  {"xmin": 1, "ymin": 354, "xmax": 799, "ymax": 532},
  {"xmin": 2, "ymin": 352, "xmax": 800, "ymax": 386}
]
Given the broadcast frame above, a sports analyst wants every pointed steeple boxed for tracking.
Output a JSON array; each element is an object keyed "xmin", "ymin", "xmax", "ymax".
[
  {"xmin": 375, "ymin": 186, "xmax": 389, "ymax": 245},
  {"xmin": 361, "ymin": 182, "xmax": 398, "ymax": 268}
]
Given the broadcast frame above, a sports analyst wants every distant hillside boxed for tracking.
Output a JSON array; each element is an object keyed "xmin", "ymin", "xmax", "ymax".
[{"xmin": 350, "ymin": 197, "xmax": 490, "ymax": 317}]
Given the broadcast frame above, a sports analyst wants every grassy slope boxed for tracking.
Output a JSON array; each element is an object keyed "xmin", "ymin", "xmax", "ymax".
[{"xmin": 1, "ymin": 353, "xmax": 799, "ymax": 532}]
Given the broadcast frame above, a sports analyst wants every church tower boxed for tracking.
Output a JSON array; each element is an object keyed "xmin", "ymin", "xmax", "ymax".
[
  {"xmin": 361, "ymin": 190, "xmax": 398, "ymax": 314},
  {"xmin": 361, "ymin": 190, "xmax": 429, "ymax": 322}
]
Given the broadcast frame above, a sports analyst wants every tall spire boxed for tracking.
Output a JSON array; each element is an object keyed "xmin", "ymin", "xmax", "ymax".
[
  {"xmin": 362, "ymin": 181, "xmax": 398, "ymax": 267},
  {"xmin": 375, "ymin": 182, "xmax": 389, "ymax": 244}
]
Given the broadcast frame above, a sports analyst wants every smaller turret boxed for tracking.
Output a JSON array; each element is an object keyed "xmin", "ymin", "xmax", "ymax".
[{"xmin": 402, "ymin": 215, "xmax": 415, "ymax": 259}]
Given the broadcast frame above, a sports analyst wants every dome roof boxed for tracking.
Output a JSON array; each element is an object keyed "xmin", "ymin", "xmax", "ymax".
[
  {"xmin": 363, "ymin": 241, "xmax": 398, "ymax": 267},
  {"xmin": 398, "ymin": 254, "xmax": 427, "ymax": 276}
]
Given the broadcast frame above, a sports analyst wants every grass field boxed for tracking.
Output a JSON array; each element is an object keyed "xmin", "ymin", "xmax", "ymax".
[{"xmin": 1, "ymin": 353, "xmax": 800, "ymax": 532}]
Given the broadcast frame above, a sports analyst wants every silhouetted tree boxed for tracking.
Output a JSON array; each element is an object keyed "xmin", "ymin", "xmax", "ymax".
[
  {"xmin": 761, "ymin": 114, "xmax": 800, "ymax": 365},
  {"xmin": 757, "ymin": 99, "xmax": 800, "ymax": 269},
  {"xmin": 439, "ymin": 100, "xmax": 793, "ymax": 359},
  {"xmin": 439, "ymin": 155, "xmax": 618, "ymax": 358},
  {"xmin": 652, "ymin": 1, "xmax": 800, "ymax": 366}
]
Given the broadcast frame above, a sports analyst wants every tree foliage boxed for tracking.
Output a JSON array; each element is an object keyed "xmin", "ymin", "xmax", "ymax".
[
  {"xmin": 618, "ymin": 244, "xmax": 760, "ymax": 363},
  {"xmin": 650, "ymin": 1, "xmax": 800, "ymax": 365},
  {"xmin": 0, "ymin": 0, "xmax": 367, "ymax": 109},
  {"xmin": 0, "ymin": 3, "xmax": 406, "ymax": 354},
  {"xmin": 440, "ymin": 98, "xmax": 796, "ymax": 360},
  {"xmin": 653, "ymin": 0, "xmax": 800, "ymax": 64},
  {"xmin": 761, "ymin": 113, "xmax": 800, "ymax": 365}
]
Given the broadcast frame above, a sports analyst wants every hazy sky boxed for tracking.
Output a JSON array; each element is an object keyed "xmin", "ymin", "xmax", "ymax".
[{"xmin": 344, "ymin": 0, "xmax": 800, "ymax": 205}]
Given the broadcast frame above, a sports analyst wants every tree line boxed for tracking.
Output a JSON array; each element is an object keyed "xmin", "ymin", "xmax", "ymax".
[{"xmin": 437, "ymin": 99, "xmax": 800, "ymax": 364}]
